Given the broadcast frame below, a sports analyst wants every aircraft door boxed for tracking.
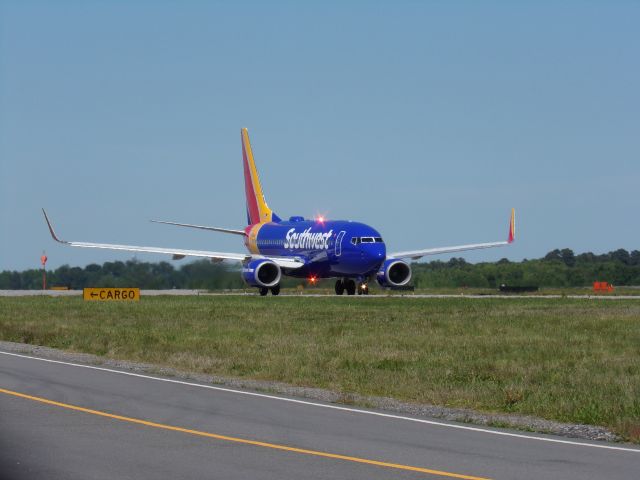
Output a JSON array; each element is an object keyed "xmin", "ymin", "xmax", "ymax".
[{"xmin": 334, "ymin": 231, "xmax": 346, "ymax": 257}]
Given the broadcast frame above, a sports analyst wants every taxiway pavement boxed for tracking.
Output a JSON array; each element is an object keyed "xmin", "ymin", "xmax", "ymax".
[{"xmin": 1, "ymin": 350, "xmax": 638, "ymax": 479}]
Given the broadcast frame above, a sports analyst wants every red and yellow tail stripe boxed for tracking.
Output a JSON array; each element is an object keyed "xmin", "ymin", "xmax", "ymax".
[
  {"xmin": 242, "ymin": 128, "xmax": 274, "ymax": 225},
  {"xmin": 244, "ymin": 222, "xmax": 264, "ymax": 254}
]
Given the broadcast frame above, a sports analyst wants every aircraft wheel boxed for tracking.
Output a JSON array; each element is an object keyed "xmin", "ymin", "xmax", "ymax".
[
  {"xmin": 335, "ymin": 280, "xmax": 345, "ymax": 295},
  {"xmin": 346, "ymin": 279, "xmax": 356, "ymax": 295},
  {"xmin": 271, "ymin": 285, "xmax": 280, "ymax": 296},
  {"xmin": 361, "ymin": 283, "xmax": 369, "ymax": 295},
  {"xmin": 259, "ymin": 287, "xmax": 269, "ymax": 296}
]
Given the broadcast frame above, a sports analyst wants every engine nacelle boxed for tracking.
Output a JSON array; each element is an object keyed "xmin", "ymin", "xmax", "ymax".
[
  {"xmin": 242, "ymin": 259, "xmax": 281, "ymax": 288},
  {"xmin": 376, "ymin": 259, "xmax": 412, "ymax": 287}
]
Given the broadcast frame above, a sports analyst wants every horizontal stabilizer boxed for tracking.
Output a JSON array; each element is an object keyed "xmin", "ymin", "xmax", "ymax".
[{"xmin": 151, "ymin": 220, "xmax": 246, "ymax": 236}]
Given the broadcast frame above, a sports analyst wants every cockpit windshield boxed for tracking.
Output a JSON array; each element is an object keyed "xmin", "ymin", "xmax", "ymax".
[{"xmin": 351, "ymin": 236, "xmax": 384, "ymax": 245}]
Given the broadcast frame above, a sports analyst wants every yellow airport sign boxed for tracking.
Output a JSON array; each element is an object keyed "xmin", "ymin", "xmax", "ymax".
[{"xmin": 83, "ymin": 288, "xmax": 140, "ymax": 301}]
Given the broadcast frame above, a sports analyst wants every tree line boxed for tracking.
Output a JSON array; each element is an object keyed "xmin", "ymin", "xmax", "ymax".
[
  {"xmin": 411, "ymin": 248, "xmax": 640, "ymax": 288},
  {"xmin": 1, "ymin": 248, "xmax": 639, "ymax": 290}
]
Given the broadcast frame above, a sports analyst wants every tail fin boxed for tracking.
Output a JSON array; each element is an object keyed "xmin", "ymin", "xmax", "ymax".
[{"xmin": 241, "ymin": 128, "xmax": 280, "ymax": 225}]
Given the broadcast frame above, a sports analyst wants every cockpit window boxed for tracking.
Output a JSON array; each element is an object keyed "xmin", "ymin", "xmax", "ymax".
[{"xmin": 352, "ymin": 236, "xmax": 385, "ymax": 245}]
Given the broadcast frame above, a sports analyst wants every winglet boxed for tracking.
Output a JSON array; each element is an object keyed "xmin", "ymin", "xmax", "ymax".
[
  {"xmin": 508, "ymin": 208, "xmax": 516, "ymax": 243},
  {"xmin": 42, "ymin": 209, "xmax": 67, "ymax": 244}
]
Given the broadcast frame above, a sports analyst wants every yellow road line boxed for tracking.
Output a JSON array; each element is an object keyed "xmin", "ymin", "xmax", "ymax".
[{"xmin": 0, "ymin": 388, "xmax": 491, "ymax": 479}]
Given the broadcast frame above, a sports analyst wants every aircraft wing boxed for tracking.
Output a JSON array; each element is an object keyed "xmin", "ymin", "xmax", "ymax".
[
  {"xmin": 389, "ymin": 209, "xmax": 515, "ymax": 261},
  {"xmin": 42, "ymin": 209, "xmax": 304, "ymax": 270}
]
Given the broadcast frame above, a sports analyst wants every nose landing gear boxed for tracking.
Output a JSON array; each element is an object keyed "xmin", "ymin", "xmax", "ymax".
[
  {"xmin": 335, "ymin": 279, "xmax": 357, "ymax": 295},
  {"xmin": 357, "ymin": 283, "xmax": 369, "ymax": 295}
]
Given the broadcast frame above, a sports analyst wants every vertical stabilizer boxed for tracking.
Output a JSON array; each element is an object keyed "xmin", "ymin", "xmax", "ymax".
[{"xmin": 241, "ymin": 128, "xmax": 279, "ymax": 225}]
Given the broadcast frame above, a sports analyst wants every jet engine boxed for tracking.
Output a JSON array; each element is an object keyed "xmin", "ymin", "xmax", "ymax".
[
  {"xmin": 376, "ymin": 259, "xmax": 412, "ymax": 287},
  {"xmin": 242, "ymin": 259, "xmax": 282, "ymax": 288}
]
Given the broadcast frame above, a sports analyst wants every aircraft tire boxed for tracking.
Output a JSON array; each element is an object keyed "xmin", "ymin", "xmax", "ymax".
[
  {"xmin": 335, "ymin": 280, "xmax": 345, "ymax": 295},
  {"xmin": 271, "ymin": 285, "xmax": 280, "ymax": 296},
  {"xmin": 346, "ymin": 279, "xmax": 356, "ymax": 295},
  {"xmin": 259, "ymin": 287, "xmax": 269, "ymax": 296}
]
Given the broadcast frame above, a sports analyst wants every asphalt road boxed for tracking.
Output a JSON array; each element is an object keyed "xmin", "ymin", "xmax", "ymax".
[{"xmin": 0, "ymin": 351, "xmax": 638, "ymax": 480}]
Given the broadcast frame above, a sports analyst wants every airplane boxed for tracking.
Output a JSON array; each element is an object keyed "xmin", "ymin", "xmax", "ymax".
[{"xmin": 43, "ymin": 128, "xmax": 516, "ymax": 296}]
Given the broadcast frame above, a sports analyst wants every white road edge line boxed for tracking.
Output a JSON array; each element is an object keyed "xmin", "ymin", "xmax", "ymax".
[{"xmin": 1, "ymin": 350, "xmax": 638, "ymax": 453}]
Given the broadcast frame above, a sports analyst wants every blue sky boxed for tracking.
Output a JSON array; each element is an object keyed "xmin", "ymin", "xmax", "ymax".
[{"xmin": 1, "ymin": 1, "xmax": 638, "ymax": 271}]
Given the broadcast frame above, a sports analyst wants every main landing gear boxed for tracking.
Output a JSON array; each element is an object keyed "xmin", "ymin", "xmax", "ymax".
[
  {"xmin": 335, "ymin": 279, "xmax": 367, "ymax": 296},
  {"xmin": 259, "ymin": 285, "xmax": 280, "ymax": 296}
]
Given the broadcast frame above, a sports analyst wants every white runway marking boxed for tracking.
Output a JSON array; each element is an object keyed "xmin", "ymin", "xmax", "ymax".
[{"xmin": 1, "ymin": 350, "xmax": 639, "ymax": 453}]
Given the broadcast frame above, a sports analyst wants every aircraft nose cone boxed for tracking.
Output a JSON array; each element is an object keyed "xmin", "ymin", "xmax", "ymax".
[{"xmin": 362, "ymin": 245, "xmax": 386, "ymax": 267}]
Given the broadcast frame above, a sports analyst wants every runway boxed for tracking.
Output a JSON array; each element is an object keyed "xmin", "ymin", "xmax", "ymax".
[
  {"xmin": 1, "ymin": 350, "xmax": 638, "ymax": 479},
  {"xmin": 2, "ymin": 289, "xmax": 640, "ymax": 299}
]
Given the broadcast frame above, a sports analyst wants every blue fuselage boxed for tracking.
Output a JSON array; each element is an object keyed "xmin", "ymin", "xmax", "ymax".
[{"xmin": 245, "ymin": 219, "xmax": 386, "ymax": 279}]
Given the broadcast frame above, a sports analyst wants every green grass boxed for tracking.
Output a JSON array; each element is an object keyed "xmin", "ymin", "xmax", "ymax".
[{"xmin": 1, "ymin": 296, "xmax": 639, "ymax": 441}]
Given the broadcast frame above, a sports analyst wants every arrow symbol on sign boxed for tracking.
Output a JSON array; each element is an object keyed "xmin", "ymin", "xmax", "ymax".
[{"xmin": 91, "ymin": 292, "xmax": 98, "ymax": 298}]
